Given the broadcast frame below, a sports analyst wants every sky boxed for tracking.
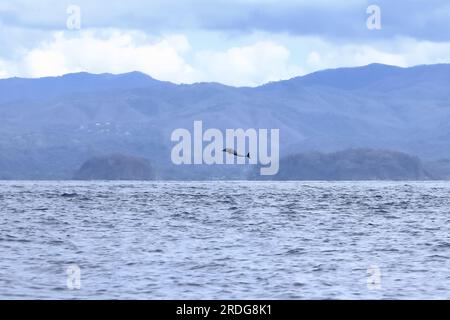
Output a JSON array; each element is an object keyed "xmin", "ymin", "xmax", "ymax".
[{"xmin": 1, "ymin": 0, "xmax": 450, "ymax": 86}]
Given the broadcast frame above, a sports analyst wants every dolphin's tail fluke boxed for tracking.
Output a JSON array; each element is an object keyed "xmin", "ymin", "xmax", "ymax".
[{"xmin": 246, "ymin": 152, "xmax": 250, "ymax": 159}]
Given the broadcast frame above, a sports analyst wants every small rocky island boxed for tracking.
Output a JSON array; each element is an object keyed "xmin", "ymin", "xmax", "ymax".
[
  {"xmin": 256, "ymin": 149, "xmax": 433, "ymax": 180},
  {"xmin": 74, "ymin": 154, "xmax": 154, "ymax": 180}
]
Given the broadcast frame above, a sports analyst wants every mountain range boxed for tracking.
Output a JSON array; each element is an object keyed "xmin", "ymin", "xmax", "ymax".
[{"xmin": 1, "ymin": 63, "xmax": 450, "ymax": 179}]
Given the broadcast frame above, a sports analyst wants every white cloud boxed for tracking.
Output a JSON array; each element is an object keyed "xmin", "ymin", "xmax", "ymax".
[
  {"xmin": 302, "ymin": 37, "xmax": 450, "ymax": 74},
  {"xmin": 20, "ymin": 30, "xmax": 197, "ymax": 83},
  {"xmin": 3, "ymin": 28, "xmax": 450, "ymax": 87},
  {"xmin": 195, "ymin": 41, "xmax": 303, "ymax": 86},
  {"xmin": 304, "ymin": 44, "xmax": 408, "ymax": 72},
  {"xmin": 0, "ymin": 29, "xmax": 304, "ymax": 86},
  {"xmin": 0, "ymin": 59, "xmax": 7, "ymax": 78}
]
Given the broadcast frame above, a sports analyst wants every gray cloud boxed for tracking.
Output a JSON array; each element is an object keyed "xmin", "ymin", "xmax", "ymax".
[{"xmin": 1, "ymin": 0, "xmax": 450, "ymax": 41}]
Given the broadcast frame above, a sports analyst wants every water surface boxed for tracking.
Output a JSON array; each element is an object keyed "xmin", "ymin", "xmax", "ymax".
[{"xmin": 1, "ymin": 181, "xmax": 449, "ymax": 299}]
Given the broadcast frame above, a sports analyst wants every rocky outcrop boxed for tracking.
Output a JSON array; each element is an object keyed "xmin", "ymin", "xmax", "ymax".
[{"xmin": 74, "ymin": 154, "xmax": 154, "ymax": 180}]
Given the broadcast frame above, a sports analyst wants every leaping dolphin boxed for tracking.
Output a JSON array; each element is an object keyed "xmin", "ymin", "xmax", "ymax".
[{"xmin": 222, "ymin": 148, "xmax": 250, "ymax": 158}]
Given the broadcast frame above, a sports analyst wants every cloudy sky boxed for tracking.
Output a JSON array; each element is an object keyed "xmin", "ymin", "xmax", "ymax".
[{"xmin": 1, "ymin": 0, "xmax": 450, "ymax": 86}]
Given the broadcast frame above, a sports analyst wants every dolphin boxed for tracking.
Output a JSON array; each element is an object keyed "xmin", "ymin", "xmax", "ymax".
[{"xmin": 222, "ymin": 148, "xmax": 250, "ymax": 158}]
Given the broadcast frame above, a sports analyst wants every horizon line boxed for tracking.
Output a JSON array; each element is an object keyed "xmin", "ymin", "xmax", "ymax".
[{"xmin": 1, "ymin": 62, "xmax": 449, "ymax": 88}]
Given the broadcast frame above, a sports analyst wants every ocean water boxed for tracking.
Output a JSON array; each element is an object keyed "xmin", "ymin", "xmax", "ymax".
[{"xmin": 0, "ymin": 181, "xmax": 449, "ymax": 299}]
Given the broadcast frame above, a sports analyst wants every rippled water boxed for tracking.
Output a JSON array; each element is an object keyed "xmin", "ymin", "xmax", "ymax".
[{"xmin": 1, "ymin": 181, "xmax": 450, "ymax": 299}]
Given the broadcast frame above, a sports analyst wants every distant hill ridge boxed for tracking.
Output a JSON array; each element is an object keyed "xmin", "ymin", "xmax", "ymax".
[{"xmin": 1, "ymin": 63, "xmax": 450, "ymax": 179}]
